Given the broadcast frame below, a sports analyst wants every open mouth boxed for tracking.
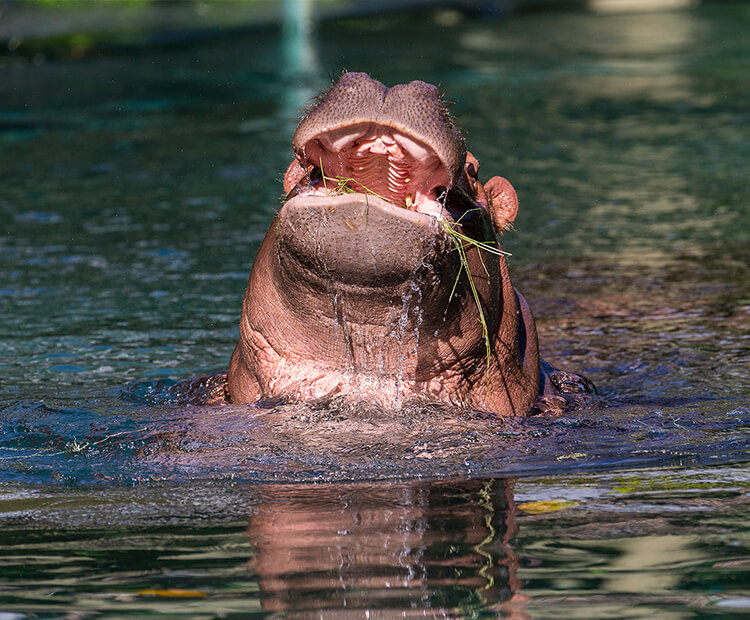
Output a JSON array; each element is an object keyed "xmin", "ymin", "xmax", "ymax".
[{"xmin": 294, "ymin": 122, "xmax": 456, "ymax": 220}]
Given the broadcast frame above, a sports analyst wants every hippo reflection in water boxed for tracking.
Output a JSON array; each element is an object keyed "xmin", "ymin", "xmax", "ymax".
[
  {"xmin": 201, "ymin": 73, "xmax": 592, "ymax": 415},
  {"xmin": 247, "ymin": 479, "xmax": 521, "ymax": 613}
]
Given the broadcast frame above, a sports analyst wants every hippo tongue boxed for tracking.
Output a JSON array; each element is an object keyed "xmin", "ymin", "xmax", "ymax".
[{"xmin": 276, "ymin": 192, "xmax": 450, "ymax": 288}]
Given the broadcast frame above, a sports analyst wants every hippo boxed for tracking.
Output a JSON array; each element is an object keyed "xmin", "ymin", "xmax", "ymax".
[{"xmin": 219, "ymin": 72, "xmax": 592, "ymax": 416}]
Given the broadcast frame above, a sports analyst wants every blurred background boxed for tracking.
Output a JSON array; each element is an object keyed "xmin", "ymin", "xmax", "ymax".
[{"xmin": 0, "ymin": 0, "xmax": 729, "ymax": 47}]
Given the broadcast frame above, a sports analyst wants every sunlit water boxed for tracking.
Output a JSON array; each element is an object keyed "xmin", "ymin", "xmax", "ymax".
[{"xmin": 1, "ymin": 4, "xmax": 749, "ymax": 618}]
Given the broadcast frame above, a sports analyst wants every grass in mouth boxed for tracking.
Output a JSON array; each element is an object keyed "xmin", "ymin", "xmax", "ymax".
[
  {"xmin": 318, "ymin": 166, "xmax": 395, "ymax": 230},
  {"xmin": 319, "ymin": 166, "xmax": 392, "ymax": 204},
  {"xmin": 441, "ymin": 211, "xmax": 510, "ymax": 394}
]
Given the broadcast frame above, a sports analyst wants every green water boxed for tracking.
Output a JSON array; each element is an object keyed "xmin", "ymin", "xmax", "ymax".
[{"xmin": 1, "ymin": 3, "xmax": 749, "ymax": 617}]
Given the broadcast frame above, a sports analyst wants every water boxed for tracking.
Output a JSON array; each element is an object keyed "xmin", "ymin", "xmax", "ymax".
[{"xmin": 1, "ymin": 3, "xmax": 749, "ymax": 617}]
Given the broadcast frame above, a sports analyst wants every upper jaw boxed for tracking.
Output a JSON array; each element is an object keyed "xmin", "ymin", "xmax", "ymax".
[{"xmin": 292, "ymin": 72, "xmax": 467, "ymax": 187}]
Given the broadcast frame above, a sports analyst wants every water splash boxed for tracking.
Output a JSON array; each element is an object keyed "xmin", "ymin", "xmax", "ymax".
[{"xmin": 390, "ymin": 259, "xmax": 431, "ymax": 407}]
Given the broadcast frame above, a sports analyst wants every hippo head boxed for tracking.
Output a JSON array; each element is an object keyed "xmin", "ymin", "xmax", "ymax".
[
  {"xmin": 277, "ymin": 72, "xmax": 518, "ymax": 300},
  {"xmin": 227, "ymin": 73, "xmax": 540, "ymax": 416},
  {"xmin": 280, "ymin": 72, "xmax": 466, "ymax": 294}
]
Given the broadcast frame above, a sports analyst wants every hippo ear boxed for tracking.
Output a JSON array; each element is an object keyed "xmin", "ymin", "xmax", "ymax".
[
  {"xmin": 485, "ymin": 176, "xmax": 519, "ymax": 234},
  {"xmin": 283, "ymin": 160, "xmax": 307, "ymax": 194}
]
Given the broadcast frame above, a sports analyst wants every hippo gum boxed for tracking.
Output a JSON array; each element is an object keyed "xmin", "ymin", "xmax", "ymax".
[{"xmin": 216, "ymin": 72, "xmax": 593, "ymax": 416}]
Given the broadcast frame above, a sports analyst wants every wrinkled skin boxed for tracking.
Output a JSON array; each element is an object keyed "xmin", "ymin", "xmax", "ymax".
[{"xmin": 225, "ymin": 73, "xmax": 591, "ymax": 416}]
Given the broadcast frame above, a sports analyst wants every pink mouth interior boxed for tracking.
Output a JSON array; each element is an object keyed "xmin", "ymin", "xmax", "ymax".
[{"xmin": 297, "ymin": 123, "xmax": 452, "ymax": 217}]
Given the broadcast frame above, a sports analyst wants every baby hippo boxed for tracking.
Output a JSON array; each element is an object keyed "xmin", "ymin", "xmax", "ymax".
[{"xmin": 223, "ymin": 72, "xmax": 591, "ymax": 415}]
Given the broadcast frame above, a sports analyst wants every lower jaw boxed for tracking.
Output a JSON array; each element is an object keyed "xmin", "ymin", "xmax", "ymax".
[{"xmin": 276, "ymin": 192, "xmax": 451, "ymax": 287}]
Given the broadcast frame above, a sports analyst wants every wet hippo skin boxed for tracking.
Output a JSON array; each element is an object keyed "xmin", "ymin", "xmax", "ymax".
[{"xmin": 225, "ymin": 72, "xmax": 592, "ymax": 416}]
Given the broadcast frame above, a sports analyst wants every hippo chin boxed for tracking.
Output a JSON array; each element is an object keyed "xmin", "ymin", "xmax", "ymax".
[{"xmin": 223, "ymin": 72, "xmax": 591, "ymax": 416}]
